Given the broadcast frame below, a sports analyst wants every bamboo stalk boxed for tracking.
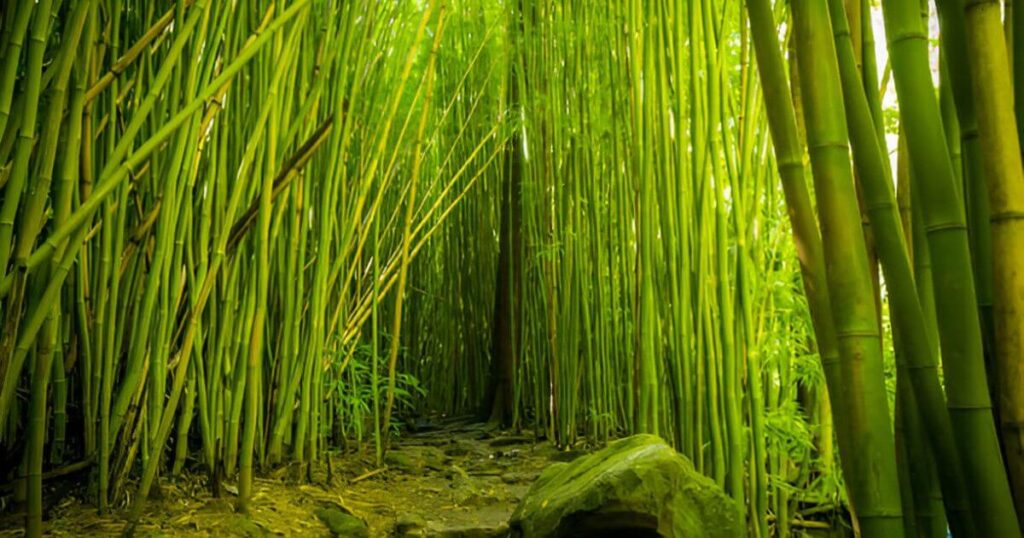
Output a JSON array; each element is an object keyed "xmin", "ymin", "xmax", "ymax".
[
  {"xmin": 882, "ymin": 0, "xmax": 1022, "ymax": 531},
  {"xmin": 959, "ymin": 1, "xmax": 1024, "ymax": 526},
  {"xmin": 790, "ymin": 2, "xmax": 904, "ymax": 534}
]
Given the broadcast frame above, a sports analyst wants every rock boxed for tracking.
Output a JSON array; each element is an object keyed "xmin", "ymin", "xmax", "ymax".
[
  {"xmin": 386, "ymin": 447, "xmax": 449, "ymax": 473},
  {"xmin": 385, "ymin": 451, "xmax": 425, "ymax": 474},
  {"xmin": 395, "ymin": 513, "xmax": 429, "ymax": 537},
  {"xmin": 469, "ymin": 430, "xmax": 490, "ymax": 440},
  {"xmin": 492, "ymin": 448, "xmax": 521, "ymax": 459},
  {"xmin": 286, "ymin": 461, "xmax": 307, "ymax": 483},
  {"xmin": 419, "ymin": 446, "xmax": 449, "ymax": 471},
  {"xmin": 314, "ymin": 506, "xmax": 368, "ymax": 537},
  {"xmin": 509, "ymin": 434, "xmax": 742, "ymax": 538}
]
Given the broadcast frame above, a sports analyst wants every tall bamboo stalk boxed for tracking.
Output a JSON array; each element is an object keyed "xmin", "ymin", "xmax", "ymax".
[
  {"xmin": 958, "ymin": 0, "xmax": 1024, "ymax": 524},
  {"xmin": 825, "ymin": 1, "xmax": 977, "ymax": 533},
  {"xmin": 790, "ymin": 1, "xmax": 904, "ymax": 534},
  {"xmin": 880, "ymin": 0, "xmax": 1021, "ymax": 532}
]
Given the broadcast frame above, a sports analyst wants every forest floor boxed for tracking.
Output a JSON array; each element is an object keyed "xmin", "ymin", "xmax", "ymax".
[{"xmin": 0, "ymin": 418, "xmax": 586, "ymax": 537}]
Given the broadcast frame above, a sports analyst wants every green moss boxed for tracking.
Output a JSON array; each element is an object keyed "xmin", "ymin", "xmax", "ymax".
[
  {"xmin": 314, "ymin": 507, "xmax": 368, "ymax": 537},
  {"xmin": 509, "ymin": 435, "xmax": 742, "ymax": 538}
]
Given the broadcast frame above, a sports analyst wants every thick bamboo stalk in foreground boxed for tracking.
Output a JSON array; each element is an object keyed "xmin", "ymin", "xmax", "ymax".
[
  {"xmin": 882, "ymin": 0, "xmax": 1021, "ymax": 533},
  {"xmin": 791, "ymin": 1, "xmax": 904, "ymax": 535},
  {"xmin": 960, "ymin": 0, "xmax": 1024, "ymax": 525},
  {"xmin": 825, "ymin": 1, "xmax": 975, "ymax": 533}
]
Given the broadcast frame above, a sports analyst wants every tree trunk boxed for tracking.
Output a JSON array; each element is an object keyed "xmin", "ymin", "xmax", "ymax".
[{"xmin": 483, "ymin": 6, "xmax": 524, "ymax": 427}]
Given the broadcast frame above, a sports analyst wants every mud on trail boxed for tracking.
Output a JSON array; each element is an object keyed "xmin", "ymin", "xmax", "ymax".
[{"xmin": 0, "ymin": 418, "xmax": 586, "ymax": 537}]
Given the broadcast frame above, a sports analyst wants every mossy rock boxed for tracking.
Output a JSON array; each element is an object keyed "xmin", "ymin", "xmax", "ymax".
[
  {"xmin": 418, "ymin": 446, "xmax": 450, "ymax": 471},
  {"xmin": 509, "ymin": 434, "xmax": 742, "ymax": 538},
  {"xmin": 314, "ymin": 506, "xmax": 368, "ymax": 537},
  {"xmin": 385, "ymin": 447, "xmax": 449, "ymax": 474},
  {"xmin": 385, "ymin": 451, "xmax": 425, "ymax": 473}
]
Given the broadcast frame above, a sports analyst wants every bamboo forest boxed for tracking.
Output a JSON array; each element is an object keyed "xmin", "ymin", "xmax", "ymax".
[{"xmin": 4, "ymin": 0, "xmax": 1024, "ymax": 536}]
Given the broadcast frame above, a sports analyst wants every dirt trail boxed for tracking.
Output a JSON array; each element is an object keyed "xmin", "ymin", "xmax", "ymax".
[{"xmin": 1, "ymin": 419, "xmax": 579, "ymax": 537}]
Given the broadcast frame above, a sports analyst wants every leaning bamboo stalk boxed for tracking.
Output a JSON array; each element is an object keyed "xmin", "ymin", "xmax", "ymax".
[
  {"xmin": 0, "ymin": 1, "xmax": 34, "ymax": 151},
  {"xmin": 745, "ymin": 0, "xmax": 856, "ymax": 510},
  {"xmin": 383, "ymin": 2, "xmax": 446, "ymax": 446},
  {"xmin": 825, "ymin": 1, "xmax": 976, "ymax": 533},
  {"xmin": 0, "ymin": 2, "xmax": 287, "ymax": 299},
  {"xmin": 84, "ymin": 2, "xmax": 187, "ymax": 104},
  {"xmin": 0, "ymin": 0, "xmax": 52, "ymax": 286},
  {"xmin": 118, "ymin": 0, "xmax": 312, "ymax": 524},
  {"xmin": 935, "ymin": 0, "xmax": 999, "ymax": 427}
]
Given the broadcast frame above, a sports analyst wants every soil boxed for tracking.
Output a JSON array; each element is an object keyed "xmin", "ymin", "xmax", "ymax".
[{"xmin": 0, "ymin": 418, "xmax": 580, "ymax": 537}]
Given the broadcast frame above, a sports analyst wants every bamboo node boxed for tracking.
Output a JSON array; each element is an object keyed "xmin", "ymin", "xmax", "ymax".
[
  {"xmin": 887, "ymin": 30, "xmax": 927, "ymax": 47},
  {"xmin": 990, "ymin": 211, "xmax": 1024, "ymax": 223}
]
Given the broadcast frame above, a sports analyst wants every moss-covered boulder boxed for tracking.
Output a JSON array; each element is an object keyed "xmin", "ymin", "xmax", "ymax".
[
  {"xmin": 509, "ymin": 434, "xmax": 742, "ymax": 538},
  {"xmin": 385, "ymin": 446, "xmax": 449, "ymax": 474},
  {"xmin": 314, "ymin": 506, "xmax": 368, "ymax": 537}
]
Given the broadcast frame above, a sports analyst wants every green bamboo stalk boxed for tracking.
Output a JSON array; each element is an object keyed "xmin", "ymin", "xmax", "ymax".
[
  {"xmin": 123, "ymin": 1, "xmax": 314, "ymax": 525},
  {"xmin": 0, "ymin": 1, "xmax": 304, "ymax": 298},
  {"xmin": 0, "ymin": 1, "xmax": 34, "ymax": 147},
  {"xmin": 745, "ymin": 0, "xmax": 855, "ymax": 506},
  {"xmin": 238, "ymin": 47, "xmax": 277, "ymax": 513},
  {"xmin": 791, "ymin": 2, "xmax": 904, "ymax": 534},
  {"xmin": 0, "ymin": 0, "xmax": 50, "ymax": 332},
  {"xmin": 825, "ymin": 1, "xmax": 977, "ymax": 533},
  {"xmin": 383, "ymin": 3, "xmax": 445, "ymax": 448},
  {"xmin": 934, "ymin": 0, "xmax": 997, "ymax": 406},
  {"xmin": 882, "ymin": 0, "xmax": 1021, "ymax": 532},
  {"xmin": 958, "ymin": 2, "xmax": 1024, "ymax": 525}
]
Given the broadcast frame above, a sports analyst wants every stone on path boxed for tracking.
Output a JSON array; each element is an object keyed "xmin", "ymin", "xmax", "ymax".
[
  {"xmin": 314, "ymin": 505, "xmax": 368, "ymax": 537},
  {"xmin": 509, "ymin": 434, "xmax": 742, "ymax": 538}
]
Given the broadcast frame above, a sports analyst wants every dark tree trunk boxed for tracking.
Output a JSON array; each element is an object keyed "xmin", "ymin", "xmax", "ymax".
[{"xmin": 482, "ymin": 11, "xmax": 524, "ymax": 426}]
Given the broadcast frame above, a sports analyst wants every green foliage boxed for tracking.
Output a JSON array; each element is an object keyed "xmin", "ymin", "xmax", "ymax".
[
  {"xmin": 15, "ymin": 1, "xmax": 1020, "ymax": 536},
  {"xmin": 884, "ymin": 106, "xmax": 901, "ymax": 135},
  {"xmin": 332, "ymin": 338, "xmax": 426, "ymax": 440}
]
